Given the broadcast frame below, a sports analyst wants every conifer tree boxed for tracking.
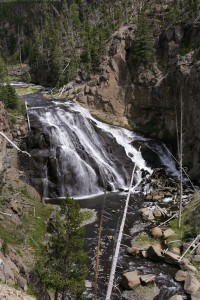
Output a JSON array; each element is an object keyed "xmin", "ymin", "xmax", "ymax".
[
  {"xmin": 132, "ymin": 12, "xmax": 155, "ymax": 65},
  {"xmin": 37, "ymin": 196, "xmax": 87, "ymax": 300}
]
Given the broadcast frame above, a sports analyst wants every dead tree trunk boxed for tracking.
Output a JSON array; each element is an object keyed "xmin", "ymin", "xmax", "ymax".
[{"xmin": 105, "ymin": 164, "xmax": 136, "ymax": 300}]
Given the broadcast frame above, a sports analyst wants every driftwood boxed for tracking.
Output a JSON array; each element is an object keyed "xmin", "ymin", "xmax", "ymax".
[{"xmin": 178, "ymin": 235, "xmax": 200, "ymax": 262}]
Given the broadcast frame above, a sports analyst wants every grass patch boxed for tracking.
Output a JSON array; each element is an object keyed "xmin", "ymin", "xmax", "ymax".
[
  {"xmin": 134, "ymin": 233, "xmax": 157, "ymax": 247},
  {"xmin": 0, "ymin": 186, "xmax": 53, "ymax": 258}
]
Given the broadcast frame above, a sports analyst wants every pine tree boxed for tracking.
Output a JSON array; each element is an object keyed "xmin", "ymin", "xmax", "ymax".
[
  {"xmin": 132, "ymin": 12, "xmax": 155, "ymax": 65},
  {"xmin": 37, "ymin": 196, "xmax": 87, "ymax": 300}
]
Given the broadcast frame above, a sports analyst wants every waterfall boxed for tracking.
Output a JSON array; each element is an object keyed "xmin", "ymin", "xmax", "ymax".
[{"xmin": 28, "ymin": 101, "xmax": 178, "ymax": 198}]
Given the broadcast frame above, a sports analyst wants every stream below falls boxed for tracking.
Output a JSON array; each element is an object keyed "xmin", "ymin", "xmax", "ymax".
[{"xmin": 19, "ymin": 90, "xmax": 189, "ymax": 300}]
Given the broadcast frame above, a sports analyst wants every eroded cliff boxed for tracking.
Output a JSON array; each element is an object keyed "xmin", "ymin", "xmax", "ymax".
[{"xmin": 64, "ymin": 19, "xmax": 200, "ymax": 182}]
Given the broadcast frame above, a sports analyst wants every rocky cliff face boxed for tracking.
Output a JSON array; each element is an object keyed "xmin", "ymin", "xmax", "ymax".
[{"xmin": 64, "ymin": 20, "xmax": 200, "ymax": 182}]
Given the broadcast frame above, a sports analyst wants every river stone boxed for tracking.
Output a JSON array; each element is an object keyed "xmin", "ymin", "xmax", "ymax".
[
  {"xmin": 174, "ymin": 270, "xmax": 188, "ymax": 282},
  {"xmin": 164, "ymin": 251, "xmax": 180, "ymax": 265},
  {"xmin": 121, "ymin": 271, "xmax": 140, "ymax": 290},
  {"xmin": 140, "ymin": 274, "xmax": 156, "ymax": 285},
  {"xmin": 163, "ymin": 229, "xmax": 176, "ymax": 239},
  {"xmin": 184, "ymin": 273, "xmax": 200, "ymax": 294},
  {"xmin": 151, "ymin": 227, "xmax": 162, "ymax": 238},
  {"xmin": 147, "ymin": 244, "xmax": 163, "ymax": 261},
  {"xmin": 169, "ymin": 295, "xmax": 183, "ymax": 300}
]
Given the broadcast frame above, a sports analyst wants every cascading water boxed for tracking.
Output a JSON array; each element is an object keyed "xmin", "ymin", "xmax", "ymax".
[{"xmin": 27, "ymin": 101, "xmax": 178, "ymax": 198}]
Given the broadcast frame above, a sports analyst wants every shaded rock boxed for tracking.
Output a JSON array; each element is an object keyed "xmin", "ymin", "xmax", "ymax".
[
  {"xmin": 196, "ymin": 245, "xmax": 200, "ymax": 255},
  {"xmin": 147, "ymin": 244, "xmax": 163, "ymax": 261},
  {"xmin": 140, "ymin": 274, "xmax": 156, "ymax": 285},
  {"xmin": 121, "ymin": 271, "xmax": 141, "ymax": 290},
  {"xmin": 151, "ymin": 227, "xmax": 162, "ymax": 238},
  {"xmin": 184, "ymin": 273, "xmax": 200, "ymax": 294},
  {"xmin": 174, "ymin": 270, "xmax": 188, "ymax": 282},
  {"xmin": 163, "ymin": 229, "xmax": 176, "ymax": 239},
  {"xmin": 164, "ymin": 251, "xmax": 180, "ymax": 265}
]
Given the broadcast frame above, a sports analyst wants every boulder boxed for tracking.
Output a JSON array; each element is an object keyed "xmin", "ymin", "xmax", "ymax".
[
  {"xmin": 140, "ymin": 274, "xmax": 156, "ymax": 285},
  {"xmin": 174, "ymin": 270, "xmax": 188, "ymax": 282},
  {"xmin": 184, "ymin": 274, "xmax": 200, "ymax": 294},
  {"xmin": 121, "ymin": 271, "xmax": 141, "ymax": 290},
  {"xmin": 163, "ymin": 229, "xmax": 176, "ymax": 239},
  {"xmin": 169, "ymin": 295, "xmax": 183, "ymax": 300},
  {"xmin": 164, "ymin": 251, "xmax": 180, "ymax": 265},
  {"xmin": 147, "ymin": 245, "xmax": 163, "ymax": 261},
  {"xmin": 151, "ymin": 227, "xmax": 162, "ymax": 238}
]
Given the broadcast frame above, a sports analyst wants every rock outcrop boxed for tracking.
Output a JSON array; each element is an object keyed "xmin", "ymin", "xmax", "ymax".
[{"xmin": 65, "ymin": 19, "xmax": 200, "ymax": 181}]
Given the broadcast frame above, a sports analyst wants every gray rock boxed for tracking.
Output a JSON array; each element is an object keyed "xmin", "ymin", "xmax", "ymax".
[
  {"xmin": 184, "ymin": 273, "xmax": 200, "ymax": 294},
  {"xmin": 121, "ymin": 271, "xmax": 141, "ymax": 290}
]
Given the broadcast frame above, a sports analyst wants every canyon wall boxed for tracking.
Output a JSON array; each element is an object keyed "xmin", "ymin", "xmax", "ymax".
[{"xmin": 70, "ymin": 21, "xmax": 200, "ymax": 181}]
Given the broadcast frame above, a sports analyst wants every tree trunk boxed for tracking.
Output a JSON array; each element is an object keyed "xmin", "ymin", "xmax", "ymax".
[{"xmin": 54, "ymin": 288, "xmax": 59, "ymax": 300}]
